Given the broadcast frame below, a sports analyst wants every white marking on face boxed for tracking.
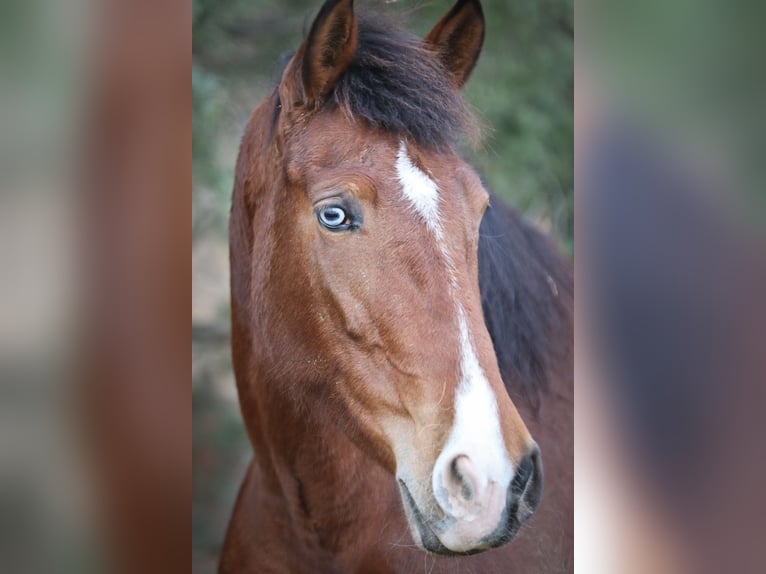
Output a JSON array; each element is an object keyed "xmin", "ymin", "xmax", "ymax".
[
  {"xmin": 396, "ymin": 141, "xmax": 443, "ymax": 240},
  {"xmin": 433, "ymin": 306, "xmax": 513, "ymax": 512},
  {"xmin": 394, "ymin": 141, "xmax": 512, "ymax": 514}
]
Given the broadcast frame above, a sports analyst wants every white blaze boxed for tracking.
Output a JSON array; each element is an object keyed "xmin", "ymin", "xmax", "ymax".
[
  {"xmin": 396, "ymin": 142, "xmax": 443, "ymax": 241},
  {"xmin": 394, "ymin": 141, "xmax": 512, "ymax": 512}
]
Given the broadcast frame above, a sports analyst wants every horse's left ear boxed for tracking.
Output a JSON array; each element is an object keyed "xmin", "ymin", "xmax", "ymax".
[{"xmin": 424, "ymin": 0, "xmax": 485, "ymax": 88}]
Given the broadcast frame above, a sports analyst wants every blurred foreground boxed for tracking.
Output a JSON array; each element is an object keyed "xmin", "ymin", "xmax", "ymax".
[
  {"xmin": 1, "ymin": 0, "xmax": 190, "ymax": 573},
  {"xmin": 577, "ymin": 1, "xmax": 766, "ymax": 573}
]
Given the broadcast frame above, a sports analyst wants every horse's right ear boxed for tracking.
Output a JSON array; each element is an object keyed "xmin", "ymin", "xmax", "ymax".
[
  {"xmin": 281, "ymin": 0, "xmax": 357, "ymax": 110},
  {"xmin": 424, "ymin": 0, "xmax": 485, "ymax": 88}
]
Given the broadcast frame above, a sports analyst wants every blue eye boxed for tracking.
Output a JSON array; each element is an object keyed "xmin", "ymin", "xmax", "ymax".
[{"xmin": 318, "ymin": 206, "xmax": 348, "ymax": 230}]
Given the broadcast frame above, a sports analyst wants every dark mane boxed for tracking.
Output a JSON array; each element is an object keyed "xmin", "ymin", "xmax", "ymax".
[
  {"xmin": 478, "ymin": 197, "xmax": 574, "ymax": 410},
  {"xmin": 332, "ymin": 16, "xmax": 476, "ymax": 148},
  {"xmin": 279, "ymin": 15, "xmax": 477, "ymax": 149}
]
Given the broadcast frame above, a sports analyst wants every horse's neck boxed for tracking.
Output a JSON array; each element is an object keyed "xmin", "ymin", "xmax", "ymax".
[
  {"xmin": 227, "ymin": 376, "xmax": 573, "ymax": 573},
  {"xmin": 250, "ymin": 385, "xmax": 406, "ymax": 557}
]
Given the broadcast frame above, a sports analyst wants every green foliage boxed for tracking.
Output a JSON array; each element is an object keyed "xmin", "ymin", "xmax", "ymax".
[
  {"xmin": 192, "ymin": 65, "xmax": 221, "ymax": 192},
  {"xmin": 469, "ymin": 0, "xmax": 573, "ymax": 252},
  {"xmin": 192, "ymin": 65, "xmax": 226, "ymax": 238}
]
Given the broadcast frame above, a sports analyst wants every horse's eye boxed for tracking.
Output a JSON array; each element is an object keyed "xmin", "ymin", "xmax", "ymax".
[{"xmin": 318, "ymin": 206, "xmax": 348, "ymax": 230}]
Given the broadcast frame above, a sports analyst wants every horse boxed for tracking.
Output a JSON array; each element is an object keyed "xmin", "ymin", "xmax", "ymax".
[{"xmin": 221, "ymin": 0, "xmax": 573, "ymax": 571}]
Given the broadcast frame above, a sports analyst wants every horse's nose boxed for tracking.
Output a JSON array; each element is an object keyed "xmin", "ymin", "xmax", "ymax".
[
  {"xmin": 432, "ymin": 446, "xmax": 543, "ymax": 552},
  {"xmin": 436, "ymin": 447, "xmax": 542, "ymax": 520}
]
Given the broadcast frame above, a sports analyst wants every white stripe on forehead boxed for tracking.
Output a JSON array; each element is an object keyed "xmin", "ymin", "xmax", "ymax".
[
  {"xmin": 394, "ymin": 141, "xmax": 512, "ymax": 500},
  {"xmin": 395, "ymin": 141, "xmax": 443, "ymax": 240}
]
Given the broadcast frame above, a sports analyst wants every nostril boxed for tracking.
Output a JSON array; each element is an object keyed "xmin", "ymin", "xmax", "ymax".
[
  {"xmin": 452, "ymin": 456, "xmax": 473, "ymax": 501},
  {"xmin": 510, "ymin": 452, "xmax": 532, "ymax": 497},
  {"xmin": 446, "ymin": 454, "xmax": 480, "ymax": 503},
  {"xmin": 527, "ymin": 447, "xmax": 543, "ymax": 510},
  {"xmin": 510, "ymin": 446, "xmax": 543, "ymax": 514}
]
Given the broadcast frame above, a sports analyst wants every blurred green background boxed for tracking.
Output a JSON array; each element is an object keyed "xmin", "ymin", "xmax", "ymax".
[{"xmin": 192, "ymin": 0, "xmax": 572, "ymax": 571}]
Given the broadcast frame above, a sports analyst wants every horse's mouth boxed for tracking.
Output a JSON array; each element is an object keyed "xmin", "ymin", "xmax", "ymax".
[{"xmin": 397, "ymin": 479, "xmax": 490, "ymax": 557}]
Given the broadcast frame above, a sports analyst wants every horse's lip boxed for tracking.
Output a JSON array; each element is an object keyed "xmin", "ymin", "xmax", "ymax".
[{"xmin": 397, "ymin": 479, "xmax": 485, "ymax": 557}]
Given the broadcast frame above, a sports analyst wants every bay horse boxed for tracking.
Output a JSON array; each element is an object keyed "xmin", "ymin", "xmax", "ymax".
[{"xmin": 222, "ymin": 0, "xmax": 573, "ymax": 571}]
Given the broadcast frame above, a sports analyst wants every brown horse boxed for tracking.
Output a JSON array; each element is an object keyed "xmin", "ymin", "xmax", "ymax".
[{"xmin": 221, "ymin": 0, "xmax": 573, "ymax": 572}]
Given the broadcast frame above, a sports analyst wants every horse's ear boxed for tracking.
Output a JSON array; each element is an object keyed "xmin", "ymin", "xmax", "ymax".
[
  {"xmin": 282, "ymin": 0, "xmax": 357, "ymax": 108},
  {"xmin": 424, "ymin": 0, "xmax": 485, "ymax": 88}
]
